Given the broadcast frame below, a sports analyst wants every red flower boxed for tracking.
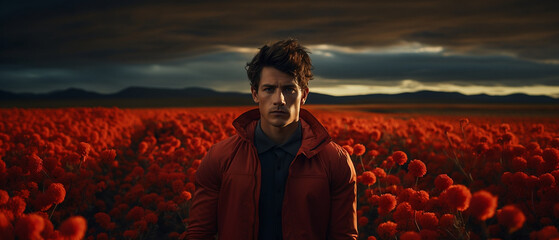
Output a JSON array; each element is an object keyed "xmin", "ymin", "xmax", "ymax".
[
  {"xmin": 123, "ymin": 229, "xmax": 139, "ymax": 239},
  {"xmin": 397, "ymin": 188, "xmax": 415, "ymax": 203},
  {"xmin": 372, "ymin": 168, "xmax": 386, "ymax": 178},
  {"xmin": 441, "ymin": 185, "xmax": 471, "ymax": 211},
  {"xmin": 543, "ymin": 148, "xmax": 559, "ymax": 171},
  {"xmin": 502, "ymin": 132, "xmax": 515, "ymax": 144},
  {"xmin": 418, "ymin": 212, "xmax": 438, "ymax": 230},
  {"xmin": 368, "ymin": 195, "xmax": 379, "ymax": 206},
  {"xmin": 469, "ymin": 190, "xmax": 498, "ymax": 221},
  {"xmin": 408, "ymin": 159, "xmax": 427, "ymax": 178},
  {"xmin": 47, "ymin": 183, "xmax": 66, "ymax": 204},
  {"xmin": 185, "ymin": 182, "xmax": 196, "ymax": 193},
  {"xmin": 500, "ymin": 123, "xmax": 511, "ymax": 133},
  {"xmin": 138, "ymin": 142, "xmax": 149, "ymax": 154},
  {"xmin": 497, "ymin": 205, "xmax": 525, "ymax": 232},
  {"xmin": 368, "ymin": 149, "xmax": 379, "ymax": 158},
  {"xmin": 501, "ymin": 172, "xmax": 513, "ymax": 185},
  {"xmin": 381, "ymin": 157, "xmax": 395, "ymax": 169},
  {"xmin": 134, "ymin": 220, "xmax": 148, "ymax": 232},
  {"xmin": 528, "ymin": 155, "xmax": 544, "ymax": 171},
  {"xmin": 126, "ymin": 206, "xmax": 145, "ymax": 221},
  {"xmin": 100, "ymin": 149, "xmax": 117, "ymax": 162},
  {"xmin": 358, "ymin": 216, "xmax": 369, "ymax": 227},
  {"xmin": 511, "ymin": 157, "xmax": 527, "ymax": 172},
  {"xmin": 342, "ymin": 145, "xmax": 354, "ymax": 155},
  {"xmin": 378, "ymin": 194, "xmax": 397, "ymax": 215},
  {"xmin": 434, "ymin": 174, "xmax": 453, "ymax": 191},
  {"xmin": 77, "ymin": 142, "xmax": 91, "ymax": 157},
  {"xmin": 361, "ymin": 171, "xmax": 377, "ymax": 186},
  {"xmin": 393, "ymin": 202, "xmax": 413, "ymax": 223},
  {"xmin": 0, "ymin": 190, "xmax": 8, "ymax": 205},
  {"xmin": 15, "ymin": 214, "xmax": 44, "ymax": 240},
  {"xmin": 8, "ymin": 196, "xmax": 26, "ymax": 217},
  {"xmin": 191, "ymin": 159, "xmax": 202, "ymax": 169},
  {"xmin": 172, "ymin": 179, "xmax": 184, "ymax": 193},
  {"xmin": 538, "ymin": 173, "xmax": 555, "ymax": 188},
  {"xmin": 439, "ymin": 214, "xmax": 455, "ymax": 229},
  {"xmin": 385, "ymin": 174, "xmax": 400, "ymax": 186},
  {"xmin": 182, "ymin": 191, "xmax": 192, "ymax": 201},
  {"xmin": 409, "ymin": 190, "xmax": 429, "ymax": 210},
  {"xmin": 392, "ymin": 151, "xmax": 408, "ymax": 166},
  {"xmin": 59, "ymin": 216, "xmax": 87, "ymax": 240},
  {"xmin": 94, "ymin": 212, "xmax": 112, "ymax": 230},
  {"xmin": 377, "ymin": 221, "xmax": 397, "ymax": 239},
  {"xmin": 145, "ymin": 212, "xmax": 158, "ymax": 224},
  {"xmin": 353, "ymin": 144, "xmax": 366, "ymax": 156},
  {"xmin": 0, "ymin": 212, "xmax": 14, "ymax": 240},
  {"xmin": 26, "ymin": 154, "xmax": 43, "ymax": 174},
  {"xmin": 97, "ymin": 233, "xmax": 109, "ymax": 240},
  {"xmin": 531, "ymin": 226, "xmax": 559, "ymax": 240},
  {"xmin": 0, "ymin": 160, "xmax": 5, "ymax": 173},
  {"xmin": 371, "ymin": 129, "xmax": 382, "ymax": 141},
  {"xmin": 399, "ymin": 231, "xmax": 421, "ymax": 240},
  {"xmin": 420, "ymin": 229, "xmax": 439, "ymax": 239},
  {"xmin": 531, "ymin": 123, "xmax": 545, "ymax": 134},
  {"xmin": 512, "ymin": 172, "xmax": 528, "ymax": 187}
]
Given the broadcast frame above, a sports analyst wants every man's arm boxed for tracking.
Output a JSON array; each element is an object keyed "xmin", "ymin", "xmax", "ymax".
[
  {"xmin": 328, "ymin": 145, "xmax": 358, "ymax": 240},
  {"xmin": 186, "ymin": 147, "xmax": 221, "ymax": 240}
]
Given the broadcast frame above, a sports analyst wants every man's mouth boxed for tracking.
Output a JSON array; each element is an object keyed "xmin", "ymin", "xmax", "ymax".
[{"xmin": 270, "ymin": 110, "xmax": 288, "ymax": 114}]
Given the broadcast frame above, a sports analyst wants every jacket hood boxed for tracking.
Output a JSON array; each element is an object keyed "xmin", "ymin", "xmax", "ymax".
[{"xmin": 232, "ymin": 108, "xmax": 332, "ymax": 159}]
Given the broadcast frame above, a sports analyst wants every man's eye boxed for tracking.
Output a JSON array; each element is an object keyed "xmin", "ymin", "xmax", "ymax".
[
  {"xmin": 263, "ymin": 88, "xmax": 274, "ymax": 92},
  {"xmin": 284, "ymin": 88, "xmax": 296, "ymax": 94}
]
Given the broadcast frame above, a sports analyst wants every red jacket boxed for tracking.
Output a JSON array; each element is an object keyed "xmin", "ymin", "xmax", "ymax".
[{"xmin": 187, "ymin": 109, "xmax": 358, "ymax": 240}]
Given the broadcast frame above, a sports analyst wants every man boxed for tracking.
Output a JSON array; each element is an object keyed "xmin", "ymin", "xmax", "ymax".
[{"xmin": 187, "ymin": 39, "xmax": 358, "ymax": 240}]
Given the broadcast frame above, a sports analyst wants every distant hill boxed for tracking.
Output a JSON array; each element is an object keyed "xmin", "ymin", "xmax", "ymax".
[{"xmin": 1, "ymin": 87, "xmax": 558, "ymax": 108}]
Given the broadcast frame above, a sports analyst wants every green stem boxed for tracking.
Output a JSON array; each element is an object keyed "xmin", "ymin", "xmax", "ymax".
[{"xmin": 49, "ymin": 203, "xmax": 58, "ymax": 220}]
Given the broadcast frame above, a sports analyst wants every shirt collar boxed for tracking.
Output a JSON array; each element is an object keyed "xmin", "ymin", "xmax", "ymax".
[{"xmin": 254, "ymin": 120, "xmax": 302, "ymax": 156}]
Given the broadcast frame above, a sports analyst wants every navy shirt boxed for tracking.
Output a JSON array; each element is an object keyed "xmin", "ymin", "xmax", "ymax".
[{"xmin": 254, "ymin": 120, "xmax": 302, "ymax": 240}]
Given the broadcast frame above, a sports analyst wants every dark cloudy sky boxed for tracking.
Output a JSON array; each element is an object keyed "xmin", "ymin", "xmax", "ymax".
[{"xmin": 2, "ymin": 0, "xmax": 559, "ymax": 97}]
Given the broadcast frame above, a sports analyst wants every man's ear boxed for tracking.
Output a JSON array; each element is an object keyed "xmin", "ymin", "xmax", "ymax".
[
  {"xmin": 251, "ymin": 86, "xmax": 259, "ymax": 103},
  {"xmin": 301, "ymin": 87, "xmax": 309, "ymax": 105}
]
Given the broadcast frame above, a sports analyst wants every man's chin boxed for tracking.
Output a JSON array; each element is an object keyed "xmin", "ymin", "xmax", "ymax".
[
  {"xmin": 268, "ymin": 118, "xmax": 296, "ymax": 128},
  {"xmin": 269, "ymin": 121, "xmax": 288, "ymax": 128}
]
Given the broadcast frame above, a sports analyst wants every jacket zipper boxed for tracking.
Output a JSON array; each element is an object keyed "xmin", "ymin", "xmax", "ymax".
[
  {"xmin": 251, "ymin": 144, "xmax": 259, "ymax": 240},
  {"xmin": 282, "ymin": 152, "xmax": 303, "ymax": 239}
]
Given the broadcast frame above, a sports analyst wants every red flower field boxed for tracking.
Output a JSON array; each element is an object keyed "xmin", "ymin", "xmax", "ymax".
[{"xmin": 1, "ymin": 106, "xmax": 558, "ymax": 239}]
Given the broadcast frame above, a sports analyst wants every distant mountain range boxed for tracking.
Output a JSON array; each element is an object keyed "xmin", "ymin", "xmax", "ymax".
[{"xmin": 1, "ymin": 86, "xmax": 558, "ymax": 107}]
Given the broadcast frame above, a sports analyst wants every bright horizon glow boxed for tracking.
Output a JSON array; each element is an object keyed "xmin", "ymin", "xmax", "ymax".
[
  {"xmin": 308, "ymin": 42, "xmax": 445, "ymax": 55},
  {"xmin": 308, "ymin": 79, "xmax": 559, "ymax": 98},
  {"xmin": 219, "ymin": 42, "xmax": 446, "ymax": 56}
]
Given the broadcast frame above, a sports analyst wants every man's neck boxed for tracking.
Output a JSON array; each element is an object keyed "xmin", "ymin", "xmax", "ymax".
[{"xmin": 260, "ymin": 120, "xmax": 300, "ymax": 145}]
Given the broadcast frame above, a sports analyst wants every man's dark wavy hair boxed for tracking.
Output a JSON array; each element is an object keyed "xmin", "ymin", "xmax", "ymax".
[{"xmin": 246, "ymin": 39, "xmax": 313, "ymax": 91}]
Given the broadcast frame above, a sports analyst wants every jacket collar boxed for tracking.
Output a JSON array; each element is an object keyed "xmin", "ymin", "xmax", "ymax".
[{"xmin": 233, "ymin": 108, "xmax": 331, "ymax": 159}]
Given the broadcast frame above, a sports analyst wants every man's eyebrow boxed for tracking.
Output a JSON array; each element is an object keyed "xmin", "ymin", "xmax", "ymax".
[{"xmin": 261, "ymin": 84, "xmax": 277, "ymax": 88}]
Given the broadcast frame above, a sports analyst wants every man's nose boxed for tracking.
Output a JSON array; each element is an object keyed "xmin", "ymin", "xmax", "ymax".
[{"xmin": 273, "ymin": 89, "xmax": 286, "ymax": 105}]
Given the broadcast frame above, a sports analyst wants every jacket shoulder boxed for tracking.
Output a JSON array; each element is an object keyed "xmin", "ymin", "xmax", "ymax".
[
  {"xmin": 318, "ymin": 141, "xmax": 350, "ymax": 161},
  {"xmin": 196, "ymin": 134, "xmax": 245, "ymax": 185},
  {"xmin": 316, "ymin": 141, "xmax": 356, "ymax": 183},
  {"xmin": 205, "ymin": 134, "xmax": 244, "ymax": 161}
]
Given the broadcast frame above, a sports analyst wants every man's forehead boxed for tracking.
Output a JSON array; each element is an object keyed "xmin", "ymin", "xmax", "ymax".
[{"xmin": 260, "ymin": 82, "xmax": 297, "ymax": 87}]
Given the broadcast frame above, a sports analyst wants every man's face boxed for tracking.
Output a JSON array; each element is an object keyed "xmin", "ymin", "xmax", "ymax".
[{"xmin": 252, "ymin": 67, "xmax": 308, "ymax": 129}]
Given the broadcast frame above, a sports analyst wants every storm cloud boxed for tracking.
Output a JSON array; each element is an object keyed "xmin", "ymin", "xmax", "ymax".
[{"xmin": 1, "ymin": 0, "xmax": 558, "ymax": 96}]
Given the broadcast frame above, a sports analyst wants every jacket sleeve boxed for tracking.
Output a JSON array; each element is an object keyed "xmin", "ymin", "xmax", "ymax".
[
  {"xmin": 186, "ymin": 146, "xmax": 221, "ymax": 240},
  {"xmin": 328, "ymin": 144, "xmax": 358, "ymax": 240}
]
